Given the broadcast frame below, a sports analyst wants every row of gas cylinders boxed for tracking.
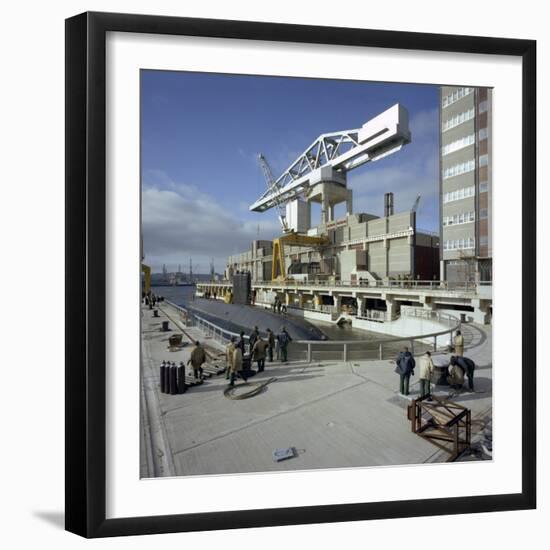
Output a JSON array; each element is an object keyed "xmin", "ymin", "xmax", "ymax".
[{"xmin": 159, "ymin": 361, "xmax": 187, "ymax": 395}]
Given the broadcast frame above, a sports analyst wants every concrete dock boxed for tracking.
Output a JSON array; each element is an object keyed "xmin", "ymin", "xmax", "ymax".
[{"xmin": 140, "ymin": 302, "xmax": 492, "ymax": 478}]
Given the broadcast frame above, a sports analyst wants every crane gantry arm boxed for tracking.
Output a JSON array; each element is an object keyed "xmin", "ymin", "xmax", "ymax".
[{"xmin": 250, "ymin": 103, "xmax": 411, "ymax": 213}]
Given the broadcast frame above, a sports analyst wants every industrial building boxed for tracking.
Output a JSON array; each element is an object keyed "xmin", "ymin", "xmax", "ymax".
[
  {"xmin": 227, "ymin": 104, "xmax": 438, "ymax": 285},
  {"xmin": 216, "ymin": 102, "xmax": 491, "ymax": 324},
  {"xmin": 226, "ymin": 196, "xmax": 440, "ymax": 285},
  {"xmin": 440, "ymin": 86, "xmax": 492, "ymax": 283}
]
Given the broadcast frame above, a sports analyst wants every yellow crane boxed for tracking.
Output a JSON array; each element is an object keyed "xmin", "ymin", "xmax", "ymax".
[
  {"xmin": 141, "ymin": 263, "xmax": 151, "ymax": 294},
  {"xmin": 271, "ymin": 232, "xmax": 329, "ymax": 281},
  {"xmin": 257, "ymin": 155, "xmax": 329, "ymax": 281}
]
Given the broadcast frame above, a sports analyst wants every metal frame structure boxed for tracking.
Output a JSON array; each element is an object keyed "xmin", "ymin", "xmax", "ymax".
[
  {"xmin": 408, "ymin": 394, "xmax": 472, "ymax": 461},
  {"xmin": 250, "ymin": 103, "xmax": 411, "ymax": 213},
  {"xmin": 271, "ymin": 232, "xmax": 330, "ymax": 280}
]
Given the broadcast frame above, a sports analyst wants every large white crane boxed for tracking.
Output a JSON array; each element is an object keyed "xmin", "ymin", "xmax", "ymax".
[{"xmin": 249, "ymin": 104, "xmax": 411, "ymax": 216}]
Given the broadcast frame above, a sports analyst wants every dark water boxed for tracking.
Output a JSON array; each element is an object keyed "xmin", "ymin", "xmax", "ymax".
[
  {"xmin": 152, "ymin": 284, "xmax": 196, "ymax": 306},
  {"xmin": 152, "ymin": 285, "xmax": 389, "ymax": 343},
  {"xmin": 151, "ymin": 285, "xmax": 431, "ymax": 361}
]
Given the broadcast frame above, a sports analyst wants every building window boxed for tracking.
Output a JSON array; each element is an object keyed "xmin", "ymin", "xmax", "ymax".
[
  {"xmin": 442, "ymin": 107, "xmax": 475, "ymax": 132},
  {"xmin": 479, "ymin": 127, "xmax": 489, "ymax": 141},
  {"xmin": 479, "ymin": 154, "xmax": 489, "ymax": 167},
  {"xmin": 444, "ymin": 238, "xmax": 475, "ymax": 250},
  {"xmin": 443, "ymin": 159, "xmax": 475, "ymax": 180},
  {"xmin": 443, "ymin": 211, "xmax": 475, "ymax": 226},
  {"xmin": 479, "ymin": 181, "xmax": 488, "ymax": 193},
  {"xmin": 479, "ymin": 236, "xmax": 488, "ymax": 246},
  {"xmin": 479, "ymin": 100, "xmax": 488, "ymax": 113},
  {"xmin": 443, "ymin": 185, "xmax": 475, "ymax": 204},
  {"xmin": 479, "ymin": 208, "xmax": 488, "ymax": 219},
  {"xmin": 442, "ymin": 134, "xmax": 475, "ymax": 156},
  {"xmin": 442, "ymin": 87, "xmax": 474, "ymax": 108}
]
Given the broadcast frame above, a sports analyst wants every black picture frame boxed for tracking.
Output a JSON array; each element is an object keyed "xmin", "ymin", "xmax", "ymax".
[{"xmin": 65, "ymin": 11, "xmax": 536, "ymax": 538}]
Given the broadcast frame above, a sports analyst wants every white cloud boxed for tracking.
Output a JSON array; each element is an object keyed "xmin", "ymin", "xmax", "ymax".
[{"xmin": 142, "ymin": 175, "xmax": 280, "ymax": 272}]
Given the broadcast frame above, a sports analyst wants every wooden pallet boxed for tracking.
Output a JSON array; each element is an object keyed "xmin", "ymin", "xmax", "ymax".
[
  {"xmin": 184, "ymin": 375, "xmax": 204, "ymax": 386},
  {"xmin": 203, "ymin": 363, "xmax": 227, "ymax": 376}
]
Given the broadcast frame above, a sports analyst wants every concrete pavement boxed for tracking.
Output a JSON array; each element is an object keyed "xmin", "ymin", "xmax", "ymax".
[{"xmin": 140, "ymin": 302, "xmax": 492, "ymax": 477}]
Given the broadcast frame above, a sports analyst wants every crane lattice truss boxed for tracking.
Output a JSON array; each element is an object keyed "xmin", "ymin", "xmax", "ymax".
[
  {"xmin": 250, "ymin": 104, "xmax": 411, "ymax": 213},
  {"xmin": 258, "ymin": 153, "xmax": 290, "ymax": 232}
]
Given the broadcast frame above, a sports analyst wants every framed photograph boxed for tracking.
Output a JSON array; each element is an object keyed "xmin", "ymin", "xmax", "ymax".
[{"xmin": 65, "ymin": 11, "xmax": 536, "ymax": 538}]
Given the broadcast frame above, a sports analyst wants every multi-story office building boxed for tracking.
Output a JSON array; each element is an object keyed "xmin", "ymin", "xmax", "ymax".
[{"xmin": 440, "ymin": 86, "xmax": 492, "ymax": 283}]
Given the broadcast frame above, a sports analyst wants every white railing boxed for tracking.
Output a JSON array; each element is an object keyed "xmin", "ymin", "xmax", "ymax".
[
  {"xmin": 357, "ymin": 309, "xmax": 387, "ymax": 322},
  {"xmin": 296, "ymin": 309, "xmax": 461, "ymax": 363},
  {"xmin": 196, "ymin": 279, "xmax": 491, "ymax": 294},
  {"xmin": 165, "ymin": 300, "xmax": 250, "ymax": 350},
  {"xmin": 165, "ymin": 301, "xmax": 461, "ymax": 364}
]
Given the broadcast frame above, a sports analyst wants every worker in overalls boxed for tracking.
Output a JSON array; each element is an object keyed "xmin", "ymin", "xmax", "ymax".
[
  {"xmin": 187, "ymin": 341, "xmax": 206, "ymax": 381},
  {"xmin": 266, "ymin": 328, "xmax": 275, "ymax": 362},
  {"xmin": 418, "ymin": 351, "xmax": 434, "ymax": 400},
  {"xmin": 252, "ymin": 334, "xmax": 269, "ymax": 372},
  {"xmin": 454, "ymin": 330, "xmax": 464, "ymax": 357},
  {"xmin": 237, "ymin": 331, "xmax": 246, "ymax": 355},
  {"xmin": 450, "ymin": 355, "xmax": 476, "ymax": 392},
  {"xmin": 394, "ymin": 346, "xmax": 415, "ymax": 396},
  {"xmin": 229, "ymin": 344, "xmax": 248, "ymax": 386},
  {"xmin": 225, "ymin": 337, "xmax": 236, "ymax": 380},
  {"xmin": 277, "ymin": 327, "xmax": 292, "ymax": 362},
  {"xmin": 249, "ymin": 326, "xmax": 259, "ymax": 354}
]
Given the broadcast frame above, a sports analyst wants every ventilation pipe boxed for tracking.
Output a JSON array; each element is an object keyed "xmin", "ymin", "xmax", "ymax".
[{"xmin": 384, "ymin": 192, "xmax": 394, "ymax": 217}]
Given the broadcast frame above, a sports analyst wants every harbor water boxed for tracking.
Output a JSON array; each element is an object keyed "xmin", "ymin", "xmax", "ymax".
[{"xmin": 152, "ymin": 285, "xmax": 396, "ymax": 344}]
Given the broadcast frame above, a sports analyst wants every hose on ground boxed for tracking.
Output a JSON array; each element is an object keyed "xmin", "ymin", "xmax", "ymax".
[{"xmin": 224, "ymin": 377, "xmax": 277, "ymax": 400}]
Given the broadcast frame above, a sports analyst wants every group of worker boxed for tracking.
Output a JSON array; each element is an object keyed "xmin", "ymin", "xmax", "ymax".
[
  {"xmin": 271, "ymin": 297, "xmax": 287, "ymax": 315},
  {"xmin": 394, "ymin": 329, "xmax": 476, "ymax": 400},
  {"xmin": 142, "ymin": 291, "xmax": 163, "ymax": 307},
  {"xmin": 225, "ymin": 326, "xmax": 293, "ymax": 386},
  {"xmin": 183, "ymin": 326, "xmax": 294, "ymax": 388}
]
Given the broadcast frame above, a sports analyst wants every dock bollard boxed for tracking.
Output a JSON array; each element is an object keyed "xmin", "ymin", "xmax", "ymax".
[
  {"xmin": 169, "ymin": 362, "xmax": 178, "ymax": 395},
  {"xmin": 178, "ymin": 362, "xmax": 187, "ymax": 394},
  {"xmin": 153, "ymin": 309, "xmax": 159, "ymax": 317},
  {"xmin": 161, "ymin": 320, "xmax": 169, "ymax": 331},
  {"xmin": 160, "ymin": 360, "xmax": 167, "ymax": 393}
]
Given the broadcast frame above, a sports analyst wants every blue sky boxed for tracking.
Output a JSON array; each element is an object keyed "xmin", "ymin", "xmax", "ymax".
[{"xmin": 141, "ymin": 71, "xmax": 439, "ymax": 273}]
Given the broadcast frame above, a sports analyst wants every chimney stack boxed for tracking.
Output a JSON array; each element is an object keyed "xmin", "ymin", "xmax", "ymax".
[{"xmin": 384, "ymin": 192, "xmax": 394, "ymax": 217}]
